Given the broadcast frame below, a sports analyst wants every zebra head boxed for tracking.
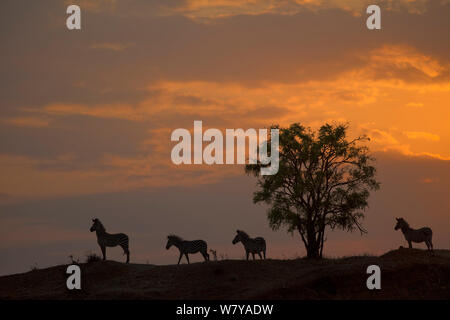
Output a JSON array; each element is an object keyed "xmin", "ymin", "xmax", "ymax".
[
  {"xmin": 232, "ymin": 230, "xmax": 249, "ymax": 244},
  {"xmin": 394, "ymin": 217, "xmax": 408, "ymax": 231},
  {"xmin": 90, "ymin": 218, "xmax": 105, "ymax": 232},
  {"xmin": 166, "ymin": 235, "xmax": 182, "ymax": 249}
]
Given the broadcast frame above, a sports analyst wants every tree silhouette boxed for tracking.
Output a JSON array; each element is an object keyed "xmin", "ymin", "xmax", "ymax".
[{"xmin": 245, "ymin": 123, "xmax": 380, "ymax": 259}]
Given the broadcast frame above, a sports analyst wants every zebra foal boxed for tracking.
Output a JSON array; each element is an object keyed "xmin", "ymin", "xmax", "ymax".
[
  {"xmin": 232, "ymin": 230, "xmax": 266, "ymax": 260},
  {"xmin": 90, "ymin": 218, "xmax": 130, "ymax": 263},
  {"xmin": 166, "ymin": 235, "xmax": 209, "ymax": 265}
]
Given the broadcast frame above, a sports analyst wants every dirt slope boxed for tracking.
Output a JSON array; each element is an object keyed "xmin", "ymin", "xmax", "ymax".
[{"xmin": 0, "ymin": 248, "xmax": 449, "ymax": 300}]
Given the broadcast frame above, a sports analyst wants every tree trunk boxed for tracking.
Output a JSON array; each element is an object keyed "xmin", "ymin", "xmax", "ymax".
[
  {"xmin": 298, "ymin": 220, "xmax": 321, "ymax": 259},
  {"xmin": 319, "ymin": 225, "xmax": 326, "ymax": 258},
  {"xmin": 306, "ymin": 240, "xmax": 320, "ymax": 259},
  {"xmin": 306, "ymin": 227, "xmax": 320, "ymax": 259}
]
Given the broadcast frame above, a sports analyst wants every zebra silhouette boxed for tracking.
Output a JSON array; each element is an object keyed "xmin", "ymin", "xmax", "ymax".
[
  {"xmin": 166, "ymin": 235, "xmax": 209, "ymax": 265},
  {"xmin": 232, "ymin": 230, "xmax": 266, "ymax": 260},
  {"xmin": 395, "ymin": 217, "xmax": 433, "ymax": 251},
  {"xmin": 90, "ymin": 218, "xmax": 130, "ymax": 263}
]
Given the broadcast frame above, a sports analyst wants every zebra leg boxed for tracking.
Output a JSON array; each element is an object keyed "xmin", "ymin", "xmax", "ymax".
[
  {"xmin": 408, "ymin": 240, "xmax": 412, "ymax": 249},
  {"xmin": 177, "ymin": 252, "xmax": 183, "ymax": 265},
  {"xmin": 125, "ymin": 249, "xmax": 130, "ymax": 264},
  {"xmin": 185, "ymin": 253, "xmax": 190, "ymax": 264},
  {"xmin": 257, "ymin": 252, "xmax": 262, "ymax": 260},
  {"xmin": 246, "ymin": 251, "xmax": 249, "ymax": 261},
  {"xmin": 263, "ymin": 250, "xmax": 266, "ymax": 259},
  {"xmin": 120, "ymin": 244, "xmax": 130, "ymax": 263},
  {"xmin": 100, "ymin": 245, "xmax": 106, "ymax": 260},
  {"xmin": 252, "ymin": 253, "xmax": 255, "ymax": 260},
  {"xmin": 201, "ymin": 250, "xmax": 209, "ymax": 262},
  {"xmin": 426, "ymin": 239, "xmax": 434, "ymax": 252}
]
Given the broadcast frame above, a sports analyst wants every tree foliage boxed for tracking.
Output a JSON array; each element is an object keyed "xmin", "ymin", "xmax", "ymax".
[{"xmin": 245, "ymin": 123, "xmax": 380, "ymax": 258}]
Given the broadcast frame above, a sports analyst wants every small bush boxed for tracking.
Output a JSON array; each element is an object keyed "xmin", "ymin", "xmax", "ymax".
[
  {"xmin": 85, "ymin": 252, "xmax": 102, "ymax": 263},
  {"xmin": 29, "ymin": 263, "xmax": 38, "ymax": 271},
  {"xmin": 68, "ymin": 254, "xmax": 80, "ymax": 265},
  {"xmin": 209, "ymin": 249, "xmax": 218, "ymax": 261}
]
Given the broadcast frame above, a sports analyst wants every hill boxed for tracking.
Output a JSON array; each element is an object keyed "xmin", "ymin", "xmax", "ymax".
[{"xmin": 0, "ymin": 248, "xmax": 449, "ymax": 299}]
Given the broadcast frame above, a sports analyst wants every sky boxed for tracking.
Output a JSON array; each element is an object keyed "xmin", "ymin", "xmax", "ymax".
[{"xmin": 1, "ymin": 0, "xmax": 450, "ymax": 275}]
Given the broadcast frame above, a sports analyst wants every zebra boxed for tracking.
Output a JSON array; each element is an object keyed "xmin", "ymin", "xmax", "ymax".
[
  {"xmin": 394, "ymin": 217, "xmax": 433, "ymax": 251},
  {"xmin": 90, "ymin": 218, "xmax": 130, "ymax": 263},
  {"xmin": 166, "ymin": 235, "xmax": 209, "ymax": 265},
  {"xmin": 232, "ymin": 230, "xmax": 266, "ymax": 260}
]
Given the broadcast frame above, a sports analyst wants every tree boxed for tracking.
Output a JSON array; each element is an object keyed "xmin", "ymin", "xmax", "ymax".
[{"xmin": 245, "ymin": 123, "xmax": 380, "ymax": 259}]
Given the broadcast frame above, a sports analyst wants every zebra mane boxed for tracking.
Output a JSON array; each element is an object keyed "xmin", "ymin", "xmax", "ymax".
[
  {"xmin": 237, "ymin": 230, "xmax": 250, "ymax": 239},
  {"xmin": 94, "ymin": 219, "xmax": 106, "ymax": 232},
  {"xmin": 168, "ymin": 234, "xmax": 183, "ymax": 243},
  {"xmin": 399, "ymin": 218, "xmax": 410, "ymax": 228}
]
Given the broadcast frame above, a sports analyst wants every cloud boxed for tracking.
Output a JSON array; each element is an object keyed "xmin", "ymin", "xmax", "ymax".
[
  {"xmin": 39, "ymin": 103, "xmax": 144, "ymax": 121},
  {"xmin": 163, "ymin": 0, "xmax": 433, "ymax": 20},
  {"xmin": 0, "ymin": 145, "xmax": 241, "ymax": 200},
  {"xmin": 404, "ymin": 131, "xmax": 440, "ymax": 141},
  {"xmin": 3, "ymin": 1, "xmax": 450, "ymax": 119},
  {"xmin": 9, "ymin": 41, "xmax": 450, "ymax": 184},
  {"xmin": 65, "ymin": 0, "xmax": 117, "ymax": 12},
  {"xmin": 405, "ymin": 102, "xmax": 424, "ymax": 108},
  {"xmin": 365, "ymin": 128, "xmax": 400, "ymax": 146},
  {"xmin": 2, "ymin": 2, "xmax": 450, "ymax": 203},
  {"xmin": 0, "ymin": 154, "xmax": 122, "ymax": 199},
  {"xmin": 2, "ymin": 117, "xmax": 51, "ymax": 128},
  {"xmin": 420, "ymin": 177, "xmax": 439, "ymax": 184},
  {"xmin": 0, "ymin": 217, "xmax": 90, "ymax": 249},
  {"xmin": 33, "ymin": 42, "xmax": 446, "ymax": 125},
  {"xmin": 63, "ymin": 0, "xmax": 439, "ymax": 21},
  {"xmin": 90, "ymin": 42, "xmax": 135, "ymax": 51},
  {"xmin": 359, "ymin": 125, "xmax": 450, "ymax": 160},
  {"xmin": 367, "ymin": 45, "xmax": 445, "ymax": 79}
]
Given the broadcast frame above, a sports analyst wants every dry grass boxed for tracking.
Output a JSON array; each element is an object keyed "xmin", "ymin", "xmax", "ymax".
[{"xmin": 85, "ymin": 252, "xmax": 102, "ymax": 264}]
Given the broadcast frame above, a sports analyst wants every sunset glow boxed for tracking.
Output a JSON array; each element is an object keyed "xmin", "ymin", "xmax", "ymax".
[{"xmin": 1, "ymin": 0, "xmax": 449, "ymax": 275}]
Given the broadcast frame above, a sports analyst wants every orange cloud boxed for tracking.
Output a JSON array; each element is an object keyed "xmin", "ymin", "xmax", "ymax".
[
  {"xmin": 28, "ymin": 44, "xmax": 450, "ymax": 155},
  {"xmin": 169, "ymin": 0, "xmax": 432, "ymax": 20},
  {"xmin": 65, "ymin": 0, "xmax": 116, "ymax": 12},
  {"xmin": 5, "ymin": 42, "xmax": 449, "ymax": 199},
  {"xmin": 90, "ymin": 42, "xmax": 135, "ymax": 51},
  {"xmin": 40, "ymin": 103, "xmax": 144, "ymax": 121},
  {"xmin": 420, "ymin": 177, "xmax": 439, "ymax": 184},
  {"xmin": 368, "ymin": 45, "xmax": 444, "ymax": 79},
  {"xmin": 404, "ymin": 131, "xmax": 440, "ymax": 141},
  {"xmin": 405, "ymin": 102, "xmax": 424, "ymax": 108},
  {"xmin": 3, "ymin": 117, "xmax": 51, "ymax": 128}
]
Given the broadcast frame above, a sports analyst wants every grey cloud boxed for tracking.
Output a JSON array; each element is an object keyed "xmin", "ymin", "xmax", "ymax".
[
  {"xmin": 2, "ymin": 1, "xmax": 449, "ymax": 116},
  {"xmin": 0, "ymin": 115, "xmax": 152, "ymax": 166}
]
